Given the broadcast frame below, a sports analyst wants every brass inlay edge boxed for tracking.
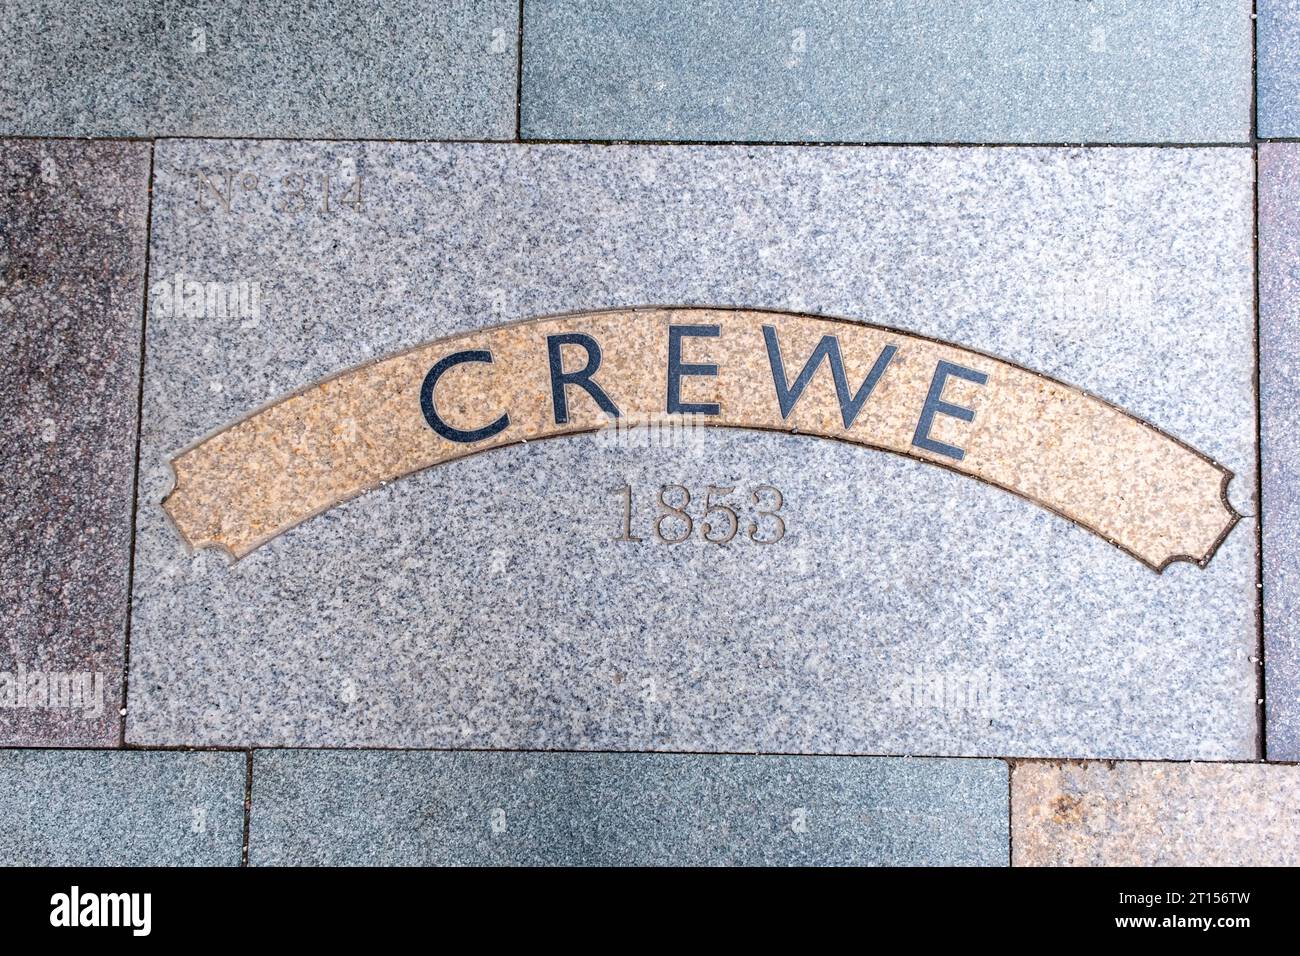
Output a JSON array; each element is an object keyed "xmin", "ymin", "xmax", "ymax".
[{"xmin": 161, "ymin": 307, "xmax": 1239, "ymax": 572}]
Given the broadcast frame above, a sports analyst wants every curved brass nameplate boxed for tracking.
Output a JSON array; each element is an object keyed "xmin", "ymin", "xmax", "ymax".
[{"xmin": 163, "ymin": 307, "xmax": 1238, "ymax": 571}]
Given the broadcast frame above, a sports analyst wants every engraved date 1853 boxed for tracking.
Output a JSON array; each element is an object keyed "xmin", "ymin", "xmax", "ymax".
[{"xmin": 612, "ymin": 484, "xmax": 786, "ymax": 545}]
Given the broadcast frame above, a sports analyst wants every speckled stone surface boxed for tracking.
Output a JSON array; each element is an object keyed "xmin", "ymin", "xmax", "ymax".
[
  {"xmin": 521, "ymin": 0, "xmax": 1251, "ymax": 143},
  {"xmin": 128, "ymin": 141, "xmax": 1256, "ymax": 758},
  {"xmin": 1, "ymin": 139, "xmax": 150, "ymax": 747},
  {"xmin": 1259, "ymin": 1, "xmax": 1300, "ymax": 138},
  {"xmin": 1012, "ymin": 761, "xmax": 1300, "ymax": 866},
  {"xmin": 1261, "ymin": 143, "xmax": 1300, "ymax": 762},
  {"xmin": 250, "ymin": 750, "xmax": 1007, "ymax": 866},
  {"xmin": 0, "ymin": 750, "xmax": 245, "ymax": 866},
  {"xmin": 0, "ymin": 0, "xmax": 517, "ymax": 139}
]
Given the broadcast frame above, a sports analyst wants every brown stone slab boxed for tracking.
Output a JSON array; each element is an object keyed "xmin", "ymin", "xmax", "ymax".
[
  {"xmin": 0, "ymin": 139, "xmax": 149, "ymax": 745},
  {"xmin": 162, "ymin": 307, "xmax": 1236, "ymax": 571},
  {"xmin": 1012, "ymin": 761, "xmax": 1300, "ymax": 866}
]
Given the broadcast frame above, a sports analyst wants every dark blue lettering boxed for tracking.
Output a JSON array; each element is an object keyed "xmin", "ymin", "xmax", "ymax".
[
  {"xmin": 762, "ymin": 324, "xmax": 897, "ymax": 428},
  {"xmin": 911, "ymin": 360, "xmax": 988, "ymax": 461},
  {"xmin": 666, "ymin": 324, "xmax": 721, "ymax": 416},
  {"xmin": 547, "ymin": 332, "xmax": 620, "ymax": 424},
  {"xmin": 419, "ymin": 350, "xmax": 510, "ymax": 443}
]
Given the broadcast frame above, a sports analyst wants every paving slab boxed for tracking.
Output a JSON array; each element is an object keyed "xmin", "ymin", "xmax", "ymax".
[
  {"xmin": 1, "ymin": 139, "xmax": 150, "ymax": 746},
  {"xmin": 1261, "ymin": 142, "xmax": 1300, "ymax": 762},
  {"xmin": 1259, "ymin": 1, "xmax": 1300, "ymax": 138},
  {"xmin": 521, "ymin": 0, "xmax": 1252, "ymax": 144},
  {"xmin": 250, "ymin": 750, "xmax": 1007, "ymax": 866},
  {"xmin": 128, "ymin": 141, "xmax": 1256, "ymax": 759},
  {"xmin": 0, "ymin": 749, "xmax": 245, "ymax": 866},
  {"xmin": 0, "ymin": 0, "xmax": 517, "ymax": 139},
  {"xmin": 1012, "ymin": 761, "xmax": 1300, "ymax": 866}
]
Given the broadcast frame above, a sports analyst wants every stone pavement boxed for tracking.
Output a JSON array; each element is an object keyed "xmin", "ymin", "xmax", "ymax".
[{"xmin": 0, "ymin": 1, "xmax": 1295, "ymax": 866}]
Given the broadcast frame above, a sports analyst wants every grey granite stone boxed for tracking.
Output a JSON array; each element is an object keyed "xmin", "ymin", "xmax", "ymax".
[
  {"xmin": 128, "ymin": 141, "xmax": 1256, "ymax": 759},
  {"xmin": 0, "ymin": 749, "xmax": 245, "ymax": 866},
  {"xmin": 250, "ymin": 750, "xmax": 1007, "ymax": 866},
  {"xmin": 1012, "ymin": 760, "xmax": 1300, "ymax": 866},
  {"xmin": 521, "ymin": 0, "xmax": 1251, "ymax": 144},
  {"xmin": 1259, "ymin": 1, "xmax": 1300, "ymax": 138},
  {"xmin": 1261, "ymin": 143, "xmax": 1300, "ymax": 762},
  {"xmin": 0, "ymin": 0, "xmax": 517, "ymax": 139},
  {"xmin": 1, "ymin": 139, "xmax": 150, "ymax": 746}
]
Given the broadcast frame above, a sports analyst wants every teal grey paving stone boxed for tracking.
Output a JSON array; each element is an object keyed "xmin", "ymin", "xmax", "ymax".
[
  {"xmin": 521, "ymin": 0, "xmax": 1252, "ymax": 144},
  {"xmin": 249, "ymin": 751, "xmax": 1008, "ymax": 866},
  {"xmin": 0, "ymin": 0, "xmax": 517, "ymax": 139},
  {"xmin": 1259, "ymin": 1, "xmax": 1300, "ymax": 138},
  {"xmin": 1261, "ymin": 143, "xmax": 1300, "ymax": 761},
  {"xmin": 0, "ymin": 750, "xmax": 245, "ymax": 866},
  {"xmin": 128, "ymin": 141, "xmax": 1255, "ymax": 758},
  {"xmin": 1, "ymin": 139, "xmax": 150, "ymax": 747}
]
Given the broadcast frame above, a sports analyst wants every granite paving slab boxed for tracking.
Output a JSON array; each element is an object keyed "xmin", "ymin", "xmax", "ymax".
[
  {"xmin": 521, "ymin": 0, "xmax": 1252, "ymax": 144},
  {"xmin": 128, "ymin": 141, "xmax": 1256, "ymax": 759},
  {"xmin": 0, "ymin": 749, "xmax": 245, "ymax": 866},
  {"xmin": 0, "ymin": 0, "xmax": 517, "ymax": 139},
  {"xmin": 1, "ymin": 139, "xmax": 150, "ymax": 746},
  {"xmin": 1260, "ymin": 142, "xmax": 1300, "ymax": 762},
  {"xmin": 250, "ymin": 750, "xmax": 1008, "ymax": 866},
  {"xmin": 1259, "ymin": 1, "xmax": 1300, "ymax": 138},
  {"xmin": 1011, "ymin": 761, "xmax": 1300, "ymax": 866}
]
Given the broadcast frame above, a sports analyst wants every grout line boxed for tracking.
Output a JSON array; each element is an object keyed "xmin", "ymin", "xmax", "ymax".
[
  {"xmin": 515, "ymin": 0, "xmax": 525, "ymax": 142},
  {"xmin": 242, "ymin": 750, "xmax": 253, "ymax": 867},
  {"xmin": 1253, "ymin": 0, "xmax": 1268, "ymax": 763},
  {"xmin": 6, "ymin": 741, "xmax": 1296, "ymax": 766},
  {"xmin": 0, "ymin": 134, "xmax": 154, "ymax": 143},
  {"xmin": 1006, "ymin": 759, "xmax": 1014, "ymax": 867},
  {"xmin": 1253, "ymin": 0, "xmax": 1260, "ymax": 145},
  {"xmin": 117, "ymin": 139, "xmax": 157, "ymax": 749},
  {"xmin": 516, "ymin": 138, "xmax": 1254, "ymax": 149},
  {"xmin": 0, "ymin": 132, "xmax": 1260, "ymax": 149}
]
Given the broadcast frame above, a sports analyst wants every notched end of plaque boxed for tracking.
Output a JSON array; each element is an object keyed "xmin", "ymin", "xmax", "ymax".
[
  {"xmin": 160, "ymin": 458, "xmax": 246, "ymax": 563},
  {"xmin": 1151, "ymin": 467, "xmax": 1241, "ymax": 574}
]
